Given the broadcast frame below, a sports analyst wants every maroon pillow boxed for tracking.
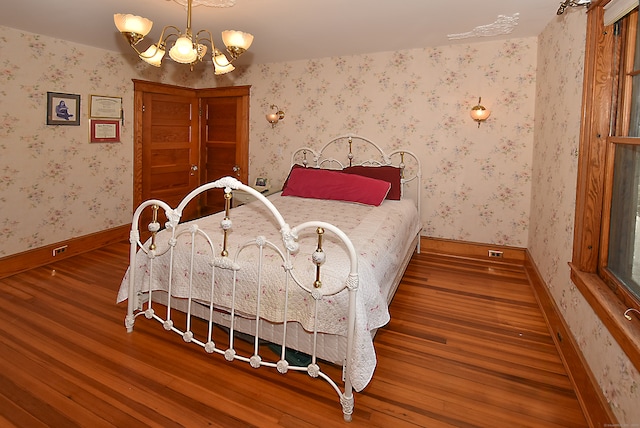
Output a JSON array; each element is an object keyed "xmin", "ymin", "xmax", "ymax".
[
  {"xmin": 342, "ymin": 165, "xmax": 401, "ymax": 200},
  {"xmin": 281, "ymin": 163, "xmax": 307, "ymax": 191},
  {"xmin": 281, "ymin": 167, "xmax": 391, "ymax": 206}
]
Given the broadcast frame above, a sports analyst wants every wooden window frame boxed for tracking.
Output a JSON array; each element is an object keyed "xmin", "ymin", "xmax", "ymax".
[{"xmin": 571, "ymin": 0, "xmax": 640, "ymax": 371}]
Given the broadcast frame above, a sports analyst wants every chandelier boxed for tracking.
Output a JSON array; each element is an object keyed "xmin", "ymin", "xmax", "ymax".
[{"xmin": 114, "ymin": 0, "xmax": 253, "ymax": 75}]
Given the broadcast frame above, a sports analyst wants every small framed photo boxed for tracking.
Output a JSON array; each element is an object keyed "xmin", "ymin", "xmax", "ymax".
[
  {"xmin": 47, "ymin": 92, "xmax": 80, "ymax": 126},
  {"xmin": 255, "ymin": 177, "xmax": 267, "ymax": 187},
  {"xmin": 90, "ymin": 119, "xmax": 120, "ymax": 143},
  {"xmin": 89, "ymin": 94, "xmax": 122, "ymax": 119}
]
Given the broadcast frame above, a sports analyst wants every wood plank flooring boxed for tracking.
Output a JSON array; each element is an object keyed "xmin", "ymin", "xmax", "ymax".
[{"xmin": 0, "ymin": 242, "xmax": 589, "ymax": 427}]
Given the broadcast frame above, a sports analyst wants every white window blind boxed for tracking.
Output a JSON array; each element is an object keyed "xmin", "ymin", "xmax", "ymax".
[{"xmin": 604, "ymin": 0, "xmax": 639, "ymax": 26}]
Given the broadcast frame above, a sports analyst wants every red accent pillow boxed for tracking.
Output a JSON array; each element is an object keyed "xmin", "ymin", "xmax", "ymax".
[
  {"xmin": 281, "ymin": 167, "xmax": 391, "ymax": 206},
  {"xmin": 281, "ymin": 163, "xmax": 307, "ymax": 191},
  {"xmin": 342, "ymin": 165, "xmax": 401, "ymax": 200}
]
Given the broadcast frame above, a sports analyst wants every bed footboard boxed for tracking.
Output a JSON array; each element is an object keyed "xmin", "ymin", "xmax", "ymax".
[{"xmin": 123, "ymin": 176, "xmax": 359, "ymax": 422}]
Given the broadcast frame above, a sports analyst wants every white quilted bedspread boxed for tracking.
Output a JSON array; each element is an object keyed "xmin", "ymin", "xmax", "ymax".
[{"xmin": 117, "ymin": 192, "xmax": 420, "ymax": 391}]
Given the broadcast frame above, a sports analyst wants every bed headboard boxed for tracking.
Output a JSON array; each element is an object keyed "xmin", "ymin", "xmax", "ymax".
[{"xmin": 290, "ymin": 134, "xmax": 421, "ymax": 212}]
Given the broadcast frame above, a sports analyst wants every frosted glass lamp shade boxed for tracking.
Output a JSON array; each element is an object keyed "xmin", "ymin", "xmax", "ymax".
[
  {"xmin": 470, "ymin": 97, "xmax": 490, "ymax": 127},
  {"xmin": 265, "ymin": 105, "xmax": 285, "ymax": 127},
  {"xmin": 470, "ymin": 106, "xmax": 490, "ymax": 122},
  {"xmin": 169, "ymin": 36, "xmax": 198, "ymax": 64},
  {"xmin": 139, "ymin": 44, "xmax": 165, "ymax": 67},
  {"xmin": 213, "ymin": 51, "xmax": 235, "ymax": 74},
  {"xmin": 114, "ymin": 14, "xmax": 153, "ymax": 36},
  {"xmin": 221, "ymin": 30, "xmax": 254, "ymax": 51}
]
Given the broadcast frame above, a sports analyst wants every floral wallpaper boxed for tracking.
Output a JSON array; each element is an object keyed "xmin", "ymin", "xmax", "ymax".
[
  {"xmin": 1, "ymin": 23, "xmax": 537, "ymax": 256},
  {"xmin": 0, "ymin": 26, "xmax": 204, "ymax": 258},
  {"xmin": 530, "ymin": 11, "xmax": 640, "ymax": 424},
  {"xmin": 0, "ymin": 31, "xmax": 131, "ymax": 255},
  {"xmin": 235, "ymin": 41, "xmax": 536, "ymax": 247},
  {"xmin": 0, "ymin": 10, "xmax": 637, "ymax": 423}
]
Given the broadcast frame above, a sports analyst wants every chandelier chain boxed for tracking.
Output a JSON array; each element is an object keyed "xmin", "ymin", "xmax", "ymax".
[{"xmin": 170, "ymin": 0, "xmax": 236, "ymax": 8}]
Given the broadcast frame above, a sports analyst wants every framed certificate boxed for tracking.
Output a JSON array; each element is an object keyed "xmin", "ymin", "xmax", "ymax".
[
  {"xmin": 90, "ymin": 119, "xmax": 120, "ymax": 143},
  {"xmin": 89, "ymin": 95, "xmax": 122, "ymax": 119}
]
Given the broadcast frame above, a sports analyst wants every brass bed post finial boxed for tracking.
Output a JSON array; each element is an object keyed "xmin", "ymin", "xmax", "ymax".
[
  {"xmin": 221, "ymin": 191, "xmax": 232, "ymax": 257},
  {"xmin": 400, "ymin": 152, "xmax": 406, "ymax": 179},
  {"xmin": 313, "ymin": 227, "xmax": 325, "ymax": 288},
  {"xmin": 150, "ymin": 204, "xmax": 159, "ymax": 251},
  {"xmin": 348, "ymin": 136, "xmax": 353, "ymax": 167}
]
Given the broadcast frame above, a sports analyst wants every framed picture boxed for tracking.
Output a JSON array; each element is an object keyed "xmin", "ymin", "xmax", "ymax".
[
  {"xmin": 89, "ymin": 95, "xmax": 122, "ymax": 119},
  {"xmin": 46, "ymin": 92, "xmax": 80, "ymax": 126},
  {"xmin": 90, "ymin": 119, "xmax": 120, "ymax": 143}
]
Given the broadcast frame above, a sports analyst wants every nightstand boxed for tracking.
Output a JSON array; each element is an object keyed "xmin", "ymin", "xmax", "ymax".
[{"xmin": 232, "ymin": 187, "xmax": 279, "ymax": 208}]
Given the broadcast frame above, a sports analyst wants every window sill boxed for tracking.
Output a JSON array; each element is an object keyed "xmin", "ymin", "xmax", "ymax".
[{"xmin": 569, "ymin": 263, "xmax": 640, "ymax": 371}]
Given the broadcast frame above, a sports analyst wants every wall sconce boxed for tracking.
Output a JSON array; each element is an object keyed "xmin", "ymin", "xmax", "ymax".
[
  {"xmin": 470, "ymin": 97, "xmax": 491, "ymax": 127},
  {"xmin": 266, "ymin": 104, "xmax": 285, "ymax": 127}
]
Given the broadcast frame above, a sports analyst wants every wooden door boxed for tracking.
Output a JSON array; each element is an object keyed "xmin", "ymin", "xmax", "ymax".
[
  {"xmin": 133, "ymin": 81, "xmax": 250, "ymax": 222},
  {"xmin": 199, "ymin": 86, "xmax": 250, "ymax": 215},
  {"xmin": 133, "ymin": 80, "xmax": 200, "ymax": 224}
]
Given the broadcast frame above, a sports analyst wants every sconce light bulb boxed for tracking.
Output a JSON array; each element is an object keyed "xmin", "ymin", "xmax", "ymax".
[
  {"xmin": 470, "ymin": 97, "xmax": 490, "ymax": 127},
  {"xmin": 266, "ymin": 104, "xmax": 284, "ymax": 127}
]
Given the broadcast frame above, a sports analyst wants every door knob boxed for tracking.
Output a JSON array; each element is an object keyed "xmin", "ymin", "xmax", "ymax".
[
  {"xmin": 190, "ymin": 164, "xmax": 198, "ymax": 176},
  {"xmin": 232, "ymin": 165, "xmax": 240, "ymax": 176}
]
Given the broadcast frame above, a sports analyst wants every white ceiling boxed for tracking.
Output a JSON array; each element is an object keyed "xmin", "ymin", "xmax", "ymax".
[{"xmin": 0, "ymin": 0, "xmax": 583, "ymax": 65}]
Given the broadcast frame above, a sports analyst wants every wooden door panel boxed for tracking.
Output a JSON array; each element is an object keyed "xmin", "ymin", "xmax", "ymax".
[
  {"xmin": 201, "ymin": 97, "xmax": 245, "ymax": 182},
  {"xmin": 141, "ymin": 90, "xmax": 199, "ymax": 222},
  {"xmin": 149, "ymin": 149, "xmax": 194, "ymax": 194},
  {"xmin": 150, "ymin": 171, "xmax": 191, "ymax": 195},
  {"xmin": 199, "ymin": 86, "xmax": 250, "ymax": 215},
  {"xmin": 205, "ymin": 143, "xmax": 236, "ymax": 179},
  {"xmin": 201, "ymin": 142, "xmax": 237, "ymax": 215},
  {"xmin": 151, "ymin": 101, "xmax": 193, "ymax": 122},
  {"xmin": 206, "ymin": 98, "xmax": 238, "ymax": 141},
  {"xmin": 151, "ymin": 146, "xmax": 191, "ymax": 166},
  {"xmin": 150, "ymin": 126, "xmax": 191, "ymax": 141}
]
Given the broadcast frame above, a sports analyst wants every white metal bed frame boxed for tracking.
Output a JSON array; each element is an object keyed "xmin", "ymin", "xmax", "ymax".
[
  {"xmin": 292, "ymin": 134, "xmax": 421, "ymax": 237},
  {"xmin": 123, "ymin": 135, "xmax": 422, "ymax": 422}
]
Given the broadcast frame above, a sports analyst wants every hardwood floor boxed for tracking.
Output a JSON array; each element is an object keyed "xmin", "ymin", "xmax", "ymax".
[{"xmin": 0, "ymin": 242, "xmax": 589, "ymax": 427}]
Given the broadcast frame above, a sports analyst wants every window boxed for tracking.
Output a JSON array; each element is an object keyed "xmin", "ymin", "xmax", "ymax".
[
  {"xmin": 604, "ymin": 9, "xmax": 640, "ymax": 304},
  {"xmin": 572, "ymin": 0, "xmax": 640, "ymax": 367},
  {"xmin": 607, "ymin": 144, "xmax": 640, "ymax": 301}
]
